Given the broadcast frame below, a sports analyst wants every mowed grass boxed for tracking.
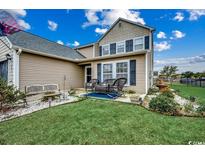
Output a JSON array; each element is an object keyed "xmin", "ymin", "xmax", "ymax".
[
  {"xmin": 0, "ymin": 99, "xmax": 205, "ymax": 145},
  {"xmin": 171, "ymin": 83, "xmax": 205, "ymax": 105}
]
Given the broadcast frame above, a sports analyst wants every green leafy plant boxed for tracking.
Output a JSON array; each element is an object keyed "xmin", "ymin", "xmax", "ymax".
[
  {"xmin": 126, "ymin": 89, "xmax": 136, "ymax": 94},
  {"xmin": 148, "ymin": 87, "xmax": 159, "ymax": 95},
  {"xmin": 197, "ymin": 104, "xmax": 205, "ymax": 113},
  {"xmin": 149, "ymin": 95, "xmax": 178, "ymax": 115},
  {"xmin": 0, "ymin": 78, "xmax": 26, "ymax": 112},
  {"xmin": 189, "ymin": 96, "xmax": 196, "ymax": 102},
  {"xmin": 68, "ymin": 88, "xmax": 76, "ymax": 96},
  {"xmin": 184, "ymin": 103, "xmax": 194, "ymax": 113},
  {"xmin": 161, "ymin": 91, "xmax": 174, "ymax": 99}
]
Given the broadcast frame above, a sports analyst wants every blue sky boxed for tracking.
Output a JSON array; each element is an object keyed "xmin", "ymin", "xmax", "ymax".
[{"xmin": 3, "ymin": 9, "xmax": 205, "ymax": 73}]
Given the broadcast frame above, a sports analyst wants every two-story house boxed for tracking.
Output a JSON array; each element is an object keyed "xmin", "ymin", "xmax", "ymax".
[{"xmin": 0, "ymin": 18, "xmax": 154, "ymax": 94}]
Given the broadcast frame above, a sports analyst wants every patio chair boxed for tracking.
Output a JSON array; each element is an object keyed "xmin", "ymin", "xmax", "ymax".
[
  {"xmin": 94, "ymin": 79, "xmax": 116, "ymax": 93},
  {"xmin": 85, "ymin": 79, "xmax": 99, "ymax": 91},
  {"xmin": 109, "ymin": 78, "xmax": 127, "ymax": 96}
]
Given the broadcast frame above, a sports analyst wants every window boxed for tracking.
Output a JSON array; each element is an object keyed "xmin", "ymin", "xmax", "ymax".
[
  {"xmin": 116, "ymin": 41, "xmax": 125, "ymax": 53},
  {"xmin": 134, "ymin": 37, "xmax": 144, "ymax": 51},
  {"xmin": 116, "ymin": 62, "xmax": 128, "ymax": 79},
  {"xmin": 103, "ymin": 64, "xmax": 112, "ymax": 80},
  {"xmin": 102, "ymin": 45, "xmax": 109, "ymax": 55}
]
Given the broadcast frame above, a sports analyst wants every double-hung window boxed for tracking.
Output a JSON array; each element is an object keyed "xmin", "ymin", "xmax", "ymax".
[
  {"xmin": 134, "ymin": 37, "xmax": 144, "ymax": 51},
  {"xmin": 116, "ymin": 41, "xmax": 125, "ymax": 54},
  {"xmin": 102, "ymin": 45, "xmax": 109, "ymax": 56},
  {"xmin": 116, "ymin": 62, "xmax": 128, "ymax": 80},
  {"xmin": 103, "ymin": 64, "xmax": 113, "ymax": 80}
]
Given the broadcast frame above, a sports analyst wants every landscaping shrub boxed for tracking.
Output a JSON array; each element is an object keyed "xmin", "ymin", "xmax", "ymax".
[
  {"xmin": 149, "ymin": 95, "xmax": 178, "ymax": 115},
  {"xmin": 184, "ymin": 103, "xmax": 194, "ymax": 113},
  {"xmin": 197, "ymin": 104, "xmax": 205, "ymax": 113},
  {"xmin": 161, "ymin": 90, "xmax": 174, "ymax": 99},
  {"xmin": 125, "ymin": 89, "xmax": 136, "ymax": 94},
  {"xmin": 0, "ymin": 78, "xmax": 26, "ymax": 112},
  {"xmin": 148, "ymin": 87, "xmax": 159, "ymax": 95},
  {"xmin": 68, "ymin": 88, "xmax": 76, "ymax": 96},
  {"xmin": 189, "ymin": 96, "xmax": 196, "ymax": 102}
]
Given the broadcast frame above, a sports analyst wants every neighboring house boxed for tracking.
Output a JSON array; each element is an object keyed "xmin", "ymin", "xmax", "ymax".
[{"xmin": 0, "ymin": 18, "xmax": 155, "ymax": 94}]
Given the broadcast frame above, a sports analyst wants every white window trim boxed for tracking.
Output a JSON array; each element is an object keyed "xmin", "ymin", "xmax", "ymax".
[
  {"xmin": 100, "ymin": 35, "xmax": 146, "ymax": 57},
  {"xmin": 101, "ymin": 60, "xmax": 130, "ymax": 86},
  {"xmin": 133, "ymin": 36, "xmax": 145, "ymax": 52},
  {"xmin": 84, "ymin": 66, "xmax": 92, "ymax": 83},
  {"xmin": 116, "ymin": 41, "xmax": 125, "ymax": 54},
  {"xmin": 102, "ymin": 44, "xmax": 110, "ymax": 56}
]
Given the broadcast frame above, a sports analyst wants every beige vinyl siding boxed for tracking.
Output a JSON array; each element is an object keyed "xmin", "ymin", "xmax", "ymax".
[
  {"xmin": 94, "ymin": 43, "xmax": 99, "ymax": 57},
  {"xmin": 19, "ymin": 52, "xmax": 84, "ymax": 92},
  {"xmin": 0, "ymin": 37, "xmax": 11, "ymax": 61},
  {"xmin": 91, "ymin": 54, "xmax": 146, "ymax": 94},
  {"xmin": 99, "ymin": 20, "xmax": 150, "ymax": 47},
  {"xmin": 77, "ymin": 46, "xmax": 94, "ymax": 58}
]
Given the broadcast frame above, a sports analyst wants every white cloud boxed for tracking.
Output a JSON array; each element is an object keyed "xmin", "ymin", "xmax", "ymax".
[
  {"xmin": 154, "ymin": 41, "xmax": 171, "ymax": 52},
  {"xmin": 0, "ymin": 9, "xmax": 31, "ymax": 30},
  {"xmin": 155, "ymin": 54, "xmax": 205, "ymax": 73},
  {"xmin": 3, "ymin": 9, "xmax": 27, "ymax": 17},
  {"xmin": 101, "ymin": 9, "xmax": 145, "ymax": 26},
  {"xmin": 57, "ymin": 40, "xmax": 64, "ymax": 45},
  {"xmin": 188, "ymin": 10, "xmax": 205, "ymax": 21},
  {"xmin": 82, "ymin": 9, "xmax": 145, "ymax": 28},
  {"xmin": 73, "ymin": 41, "xmax": 80, "ymax": 47},
  {"xmin": 173, "ymin": 12, "xmax": 184, "ymax": 22},
  {"xmin": 67, "ymin": 41, "xmax": 80, "ymax": 47},
  {"xmin": 17, "ymin": 19, "xmax": 31, "ymax": 30},
  {"xmin": 95, "ymin": 27, "xmax": 108, "ymax": 34},
  {"xmin": 157, "ymin": 31, "xmax": 166, "ymax": 39},
  {"xmin": 172, "ymin": 30, "xmax": 186, "ymax": 39},
  {"xmin": 48, "ymin": 20, "xmax": 58, "ymax": 31},
  {"xmin": 82, "ymin": 9, "xmax": 102, "ymax": 28}
]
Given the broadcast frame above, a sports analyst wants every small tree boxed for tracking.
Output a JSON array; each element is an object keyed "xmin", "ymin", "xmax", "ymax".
[
  {"xmin": 160, "ymin": 65, "xmax": 178, "ymax": 84},
  {"xmin": 0, "ymin": 78, "xmax": 26, "ymax": 112},
  {"xmin": 181, "ymin": 71, "xmax": 194, "ymax": 79}
]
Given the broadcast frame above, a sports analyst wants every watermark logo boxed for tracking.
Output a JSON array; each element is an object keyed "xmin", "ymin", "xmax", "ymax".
[{"xmin": 0, "ymin": 10, "xmax": 20, "ymax": 36}]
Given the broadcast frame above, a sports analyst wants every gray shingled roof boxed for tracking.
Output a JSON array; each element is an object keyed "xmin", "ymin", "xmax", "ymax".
[{"xmin": 7, "ymin": 31, "xmax": 85, "ymax": 60}]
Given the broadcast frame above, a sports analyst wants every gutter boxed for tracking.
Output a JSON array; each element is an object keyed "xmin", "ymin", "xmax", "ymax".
[
  {"xmin": 12, "ymin": 45, "xmax": 147, "ymax": 64},
  {"xmin": 12, "ymin": 45, "xmax": 78, "ymax": 63}
]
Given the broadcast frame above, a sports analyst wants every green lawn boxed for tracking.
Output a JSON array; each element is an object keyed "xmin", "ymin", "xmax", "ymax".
[
  {"xmin": 0, "ymin": 99, "xmax": 205, "ymax": 144},
  {"xmin": 171, "ymin": 83, "xmax": 205, "ymax": 105}
]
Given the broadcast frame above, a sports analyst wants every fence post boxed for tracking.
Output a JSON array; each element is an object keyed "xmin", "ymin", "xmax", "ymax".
[{"xmin": 200, "ymin": 78, "xmax": 202, "ymax": 87}]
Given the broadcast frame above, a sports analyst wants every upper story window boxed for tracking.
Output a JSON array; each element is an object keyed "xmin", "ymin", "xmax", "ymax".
[
  {"xmin": 99, "ymin": 35, "xmax": 148, "ymax": 57},
  {"xmin": 116, "ymin": 41, "xmax": 125, "ymax": 54},
  {"xmin": 102, "ymin": 45, "xmax": 109, "ymax": 56},
  {"xmin": 134, "ymin": 37, "xmax": 144, "ymax": 51}
]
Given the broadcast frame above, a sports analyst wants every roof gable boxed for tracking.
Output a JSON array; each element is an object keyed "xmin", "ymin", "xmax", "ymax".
[{"xmin": 98, "ymin": 17, "xmax": 155, "ymax": 43}]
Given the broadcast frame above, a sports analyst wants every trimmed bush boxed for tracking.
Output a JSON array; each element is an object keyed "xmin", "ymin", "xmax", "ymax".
[
  {"xmin": 161, "ymin": 91, "xmax": 174, "ymax": 99},
  {"xmin": 197, "ymin": 104, "xmax": 205, "ymax": 113},
  {"xmin": 149, "ymin": 95, "xmax": 178, "ymax": 115}
]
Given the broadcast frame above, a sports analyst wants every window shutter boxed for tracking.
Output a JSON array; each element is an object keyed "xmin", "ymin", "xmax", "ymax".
[
  {"xmin": 99, "ymin": 46, "xmax": 102, "ymax": 56},
  {"xmin": 97, "ymin": 63, "xmax": 101, "ymax": 82},
  {"xmin": 130, "ymin": 60, "xmax": 136, "ymax": 86},
  {"xmin": 126, "ymin": 39, "xmax": 133, "ymax": 52},
  {"xmin": 145, "ymin": 36, "xmax": 150, "ymax": 50},
  {"xmin": 110, "ymin": 43, "xmax": 116, "ymax": 55}
]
